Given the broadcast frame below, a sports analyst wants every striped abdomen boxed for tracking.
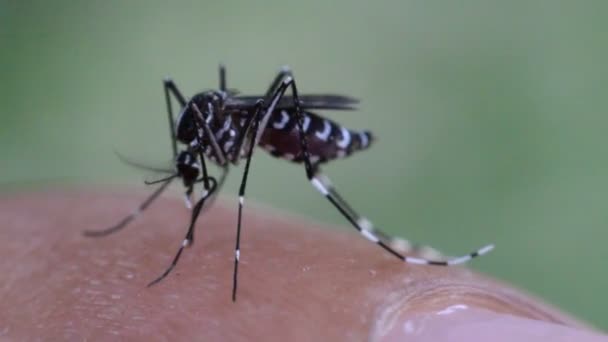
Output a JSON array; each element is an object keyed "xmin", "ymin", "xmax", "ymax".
[{"xmin": 258, "ymin": 109, "xmax": 374, "ymax": 164}]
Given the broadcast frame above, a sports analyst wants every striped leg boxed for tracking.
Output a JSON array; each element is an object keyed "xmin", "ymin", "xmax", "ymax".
[
  {"xmin": 146, "ymin": 98, "xmax": 233, "ymax": 287},
  {"xmin": 147, "ymin": 155, "xmax": 229, "ymax": 288},
  {"xmin": 231, "ymin": 77, "xmax": 296, "ymax": 301},
  {"xmin": 314, "ymin": 174, "xmax": 444, "ymax": 260},
  {"xmin": 313, "ymin": 175, "xmax": 493, "ymax": 266},
  {"xmin": 147, "ymin": 175, "xmax": 219, "ymax": 287},
  {"xmin": 232, "ymin": 101, "xmax": 266, "ymax": 302},
  {"xmin": 310, "ymin": 173, "xmax": 494, "ymax": 265},
  {"xmin": 277, "ymin": 79, "xmax": 496, "ymax": 266}
]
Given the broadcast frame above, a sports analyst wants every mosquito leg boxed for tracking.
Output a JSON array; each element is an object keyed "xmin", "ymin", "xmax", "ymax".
[
  {"xmin": 231, "ymin": 100, "xmax": 265, "ymax": 302},
  {"xmin": 182, "ymin": 101, "xmax": 231, "ymax": 246},
  {"xmin": 272, "ymin": 76, "xmax": 495, "ymax": 266},
  {"xmin": 316, "ymin": 174, "xmax": 444, "ymax": 259},
  {"xmin": 163, "ymin": 79, "xmax": 187, "ymax": 158},
  {"xmin": 311, "ymin": 173, "xmax": 492, "ymax": 265},
  {"xmin": 83, "ymin": 177, "xmax": 176, "ymax": 237},
  {"xmin": 147, "ymin": 176, "xmax": 218, "ymax": 287},
  {"xmin": 264, "ymin": 65, "xmax": 292, "ymax": 100},
  {"xmin": 230, "ymin": 74, "xmax": 307, "ymax": 301},
  {"xmin": 315, "ymin": 172, "xmax": 445, "ymax": 259}
]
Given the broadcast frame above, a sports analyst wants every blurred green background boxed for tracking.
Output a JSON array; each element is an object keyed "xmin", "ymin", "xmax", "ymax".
[{"xmin": 2, "ymin": 0, "xmax": 607, "ymax": 329}]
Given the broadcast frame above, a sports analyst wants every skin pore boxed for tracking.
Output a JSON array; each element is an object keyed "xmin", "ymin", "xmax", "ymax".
[{"xmin": 1, "ymin": 189, "xmax": 606, "ymax": 341}]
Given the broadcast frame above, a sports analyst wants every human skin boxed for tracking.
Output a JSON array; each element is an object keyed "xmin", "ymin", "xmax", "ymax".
[{"xmin": 1, "ymin": 189, "xmax": 607, "ymax": 341}]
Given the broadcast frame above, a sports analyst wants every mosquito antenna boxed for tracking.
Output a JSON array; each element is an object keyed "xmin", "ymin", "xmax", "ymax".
[
  {"xmin": 113, "ymin": 149, "xmax": 174, "ymax": 174},
  {"xmin": 83, "ymin": 176, "xmax": 175, "ymax": 237}
]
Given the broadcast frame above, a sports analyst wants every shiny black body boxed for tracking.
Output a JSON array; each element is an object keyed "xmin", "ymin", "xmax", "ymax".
[{"xmin": 175, "ymin": 92, "xmax": 373, "ymax": 166}]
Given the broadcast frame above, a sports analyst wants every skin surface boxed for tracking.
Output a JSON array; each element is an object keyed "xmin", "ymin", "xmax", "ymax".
[{"xmin": 1, "ymin": 189, "xmax": 606, "ymax": 341}]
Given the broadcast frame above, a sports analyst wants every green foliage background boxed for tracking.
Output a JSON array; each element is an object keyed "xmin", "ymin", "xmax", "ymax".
[{"xmin": 2, "ymin": 1, "xmax": 607, "ymax": 329}]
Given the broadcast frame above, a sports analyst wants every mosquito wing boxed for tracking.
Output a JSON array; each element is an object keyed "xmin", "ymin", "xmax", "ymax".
[{"xmin": 225, "ymin": 94, "xmax": 359, "ymax": 111}]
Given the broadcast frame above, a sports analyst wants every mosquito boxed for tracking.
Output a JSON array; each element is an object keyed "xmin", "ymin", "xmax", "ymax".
[{"xmin": 85, "ymin": 65, "xmax": 494, "ymax": 301}]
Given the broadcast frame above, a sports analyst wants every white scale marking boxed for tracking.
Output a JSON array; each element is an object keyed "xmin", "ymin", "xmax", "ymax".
[
  {"xmin": 315, "ymin": 120, "xmax": 331, "ymax": 141},
  {"xmin": 444, "ymin": 244, "xmax": 494, "ymax": 265},
  {"xmin": 182, "ymin": 239, "xmax": 189, "ymax": 247},
  {"xmin": 236, "ymin": 249, "xmax": 240, "ymax": 261},
  {"xmin": 216, "ymin": 116, "xmax": 232, "ymax": 139},
  {"xmin": 239, "ymin": 196, "xmax": 244, "ymax": 206},
  {"xmin": 359, "ymin": 132, "xmax": 369, "ymax": 148},
  {"xmin": 336, "ymin": 127, "xmax": 351, "ymax": 149},
  {"xmin": 206, "ymin": 103, "xmax": 214, "ymax": 123},
  {"xmin": 317, "ymin": 174, "xmax": 332, "ymax": 187},
  {"xmin": 448, "ymin": 256, "xmax": 472, "ymax": 265},
  {"xmin": 478, "ymin": 244, "xmax": 495, "ymax": 255},
  {"xmin": 361, "ymin": 229, "xmax": 379, "ymax": 243},
  {"xmin": 357, "ymin": 217, "xmax": 373, "ymax": 231},
  {"xmin": 223, "ymin": 140, "xmax": 234, "ymax": 154},
  {"xmin": 404, "ymin": 257, "xmax": 429, "ymax": 265},
  {"xmin": 302, "ymin": 115, "xmax": 311, "ymax": 132},
  {"xmin": 311, "ymin": 178, "xmax": 329, "ymax": 195},
  {"xmin": 273, "ymin": 110, "xmax": 290, "ymax": 130},
  {"xmin": 184, "ymin": 195, "xmax": 192, "ymax": 209}
]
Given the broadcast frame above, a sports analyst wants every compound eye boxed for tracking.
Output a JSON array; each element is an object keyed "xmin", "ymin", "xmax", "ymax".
[{"xmin": 176, "ymin": 109, "xmax": 196, "ymax": 144}]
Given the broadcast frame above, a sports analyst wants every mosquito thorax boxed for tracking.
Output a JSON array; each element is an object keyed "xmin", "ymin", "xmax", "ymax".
[
  {"xmin": 175, "ymin": 91, "xmax": 226, "ymax": 145},
  {"xmin": 175, "ymin": 151, "xmax": 199, "ymax": 186}
]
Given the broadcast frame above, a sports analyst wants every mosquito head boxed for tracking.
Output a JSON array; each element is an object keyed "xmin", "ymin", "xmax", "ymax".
[{"xmin": 175, "ymin": 150, "xmax": 199, "ymax": 187}]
